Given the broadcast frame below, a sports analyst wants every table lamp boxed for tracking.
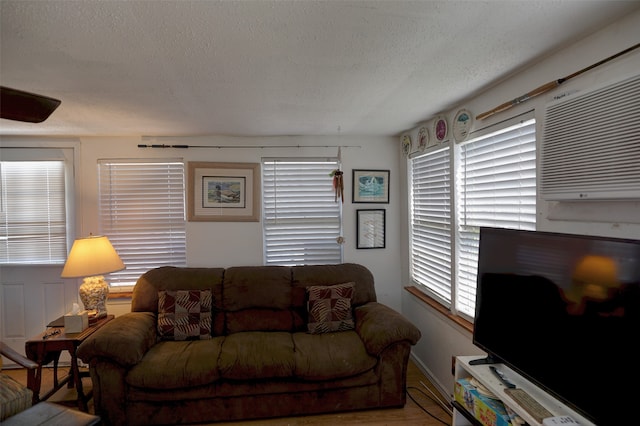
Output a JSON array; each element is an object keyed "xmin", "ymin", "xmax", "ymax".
[{"xmin": 61, "ymin": 234, "xmax": 125, "ymax": 319}]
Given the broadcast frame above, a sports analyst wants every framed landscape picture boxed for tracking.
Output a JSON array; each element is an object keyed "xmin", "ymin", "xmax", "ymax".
[
  {"xmin": 352, "ymin": 169, "xmax": 390, "ymax": 203},
  {"xmin": 188, "ymin": 162, "xmax": 260, "ymax": 221}
]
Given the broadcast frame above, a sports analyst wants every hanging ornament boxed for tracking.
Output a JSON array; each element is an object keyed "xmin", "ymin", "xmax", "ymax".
[{"xmin": 330, "ymin": 169, "xmax": 344, "ymax": 203}]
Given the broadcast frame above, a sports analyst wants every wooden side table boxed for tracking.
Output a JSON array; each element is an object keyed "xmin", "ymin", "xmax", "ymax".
[{"xmin": 25, "ymin": 314, "xmax": 114, "ymax": 412}]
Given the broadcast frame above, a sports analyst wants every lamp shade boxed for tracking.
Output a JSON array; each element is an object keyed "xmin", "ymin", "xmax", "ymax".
[{"xmin": 61, "ymin": 235, "xmax": 125, "ymax": 278}]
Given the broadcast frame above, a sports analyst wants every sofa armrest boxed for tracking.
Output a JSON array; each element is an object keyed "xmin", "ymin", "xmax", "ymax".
[
  {"xmin": 77, "ymin": 312, "xmax": 157, "ymax": 367},
  {"xmin": 355, "ymin": 302, "xmax": 421, "ymax": 356}
]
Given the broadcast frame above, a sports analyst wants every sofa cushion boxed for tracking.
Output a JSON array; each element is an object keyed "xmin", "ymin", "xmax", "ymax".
[
  {"xmin": 218, "ymin": 332, "xmax": 295, "ymax": 379},
  {"xmin": 292, "ymin": 331, "xmax": 377, "ymax": 380},
  {"xmin": 126, "ymin": 339, "xmax": 224, "ymax": 389},
  {"xmin": 225, "ymin": 308, "xmax": 302, "ymax": 334},
  {"xmin": 306, "ymin": 282, "xmax": 355, "ymax": 334},
  {"xmin": 0, "ymin": 373, "xmax": 33, "ymax": 421},
  {"xmin": 158, "ymin": 289, "xmax": 212, "ymax": 341},
  {"xmin": 223, "ymin": 266, "xmax": 292, "ymax": 311},
  {"xmin": 132, "ymin": 266, "xmax": 224, "ymax": 314},
  {"xmin": 128, "ymin": 367, "xmax": 380, "ymax": 402},
  {"xmin": 292, "ymin": 263, "xmax": 377, "ymax": 307}
]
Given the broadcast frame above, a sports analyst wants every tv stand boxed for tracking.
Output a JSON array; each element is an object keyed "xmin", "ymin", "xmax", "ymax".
[
  {"xmin": 468, "ymin": 354, "xmax": 501, "ymax": 366},
  {"xmin": 453, "ymin": 356, "xmax": 595, "ymax": 426}
]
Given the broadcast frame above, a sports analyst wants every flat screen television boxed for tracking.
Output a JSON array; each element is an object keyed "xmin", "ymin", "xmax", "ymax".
[{"xmin": 472, "ymin": 227, "xmax": 640, "ymax": 425}]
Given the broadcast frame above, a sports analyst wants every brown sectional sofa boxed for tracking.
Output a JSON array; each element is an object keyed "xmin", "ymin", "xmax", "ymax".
[{"xmin": 77, "ymin": 263, "xmax": 421, "ymax": 425}]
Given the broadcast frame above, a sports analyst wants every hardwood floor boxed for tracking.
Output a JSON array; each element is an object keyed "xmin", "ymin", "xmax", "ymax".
[{"xmin": 4, "ymin": 359, "xmax": 452, "ymax": 425}]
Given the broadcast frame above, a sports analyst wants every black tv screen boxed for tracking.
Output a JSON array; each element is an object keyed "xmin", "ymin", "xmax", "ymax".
[{"xmin": 473, "ymin": 227, "xmax": 640, "ymax": 425}]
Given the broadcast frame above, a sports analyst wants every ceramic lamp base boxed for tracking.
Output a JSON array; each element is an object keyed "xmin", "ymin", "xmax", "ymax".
[{"xmin": 79, "ymin": 275, "xmax": 109, "ymax": 318}]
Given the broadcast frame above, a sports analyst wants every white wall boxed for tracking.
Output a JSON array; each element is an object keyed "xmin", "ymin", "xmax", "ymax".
[
  {"xmin": 69, "ymin": 135, "xmax": 404, "ymax": 310},
  {"xmin": 400, "ymin": 10, "xmax": 640, "ymax": 399}
]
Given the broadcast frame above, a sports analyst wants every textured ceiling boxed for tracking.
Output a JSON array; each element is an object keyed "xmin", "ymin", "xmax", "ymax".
[{"xmin": 1, "ymin": 0, "xmax": 638, "ymax": 138}]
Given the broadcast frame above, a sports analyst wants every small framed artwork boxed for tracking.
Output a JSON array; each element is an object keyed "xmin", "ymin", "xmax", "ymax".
[
  {"xmin": 356, "ymin": 209, "xmax": 386, "ymax": 249},
  {"xmin": 187, "ymin": 162, "xmax": 260, "ymax": 222},
  {"xmin": 433, "ymin": 115, "xmax": 448, "ymax": 143},
  {"xmin": 352, "ymin": 169, "xmax": 390, "ymax": 203},
  {"xmin": 401, "ymin": 134, "xmax": 412, "ymax": 157}
]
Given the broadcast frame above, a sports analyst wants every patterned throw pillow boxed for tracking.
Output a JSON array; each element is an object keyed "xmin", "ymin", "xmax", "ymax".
[
  {"xmin": 158, "ymin": 289, "xmax": 212, "ymax": 340},
  {"xmin": 306, "ymin": 282, "xmax": 355, "ymax": 334}
]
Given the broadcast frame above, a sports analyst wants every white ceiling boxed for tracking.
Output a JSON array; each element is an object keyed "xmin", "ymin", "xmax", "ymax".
[{"xmin": 1, "ymin": 0, "xmax": 638, "ymax": 138}]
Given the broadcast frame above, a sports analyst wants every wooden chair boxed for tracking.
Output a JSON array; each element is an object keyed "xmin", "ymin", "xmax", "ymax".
[{"xmin": 0, "ymin": 341, "xmax": 38, "ymax": 421}]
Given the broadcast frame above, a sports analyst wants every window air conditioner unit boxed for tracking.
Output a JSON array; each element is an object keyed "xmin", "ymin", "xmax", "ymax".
[{"xmin": 540, "ymin": 73, "xmax": 640, "ymax": 201}]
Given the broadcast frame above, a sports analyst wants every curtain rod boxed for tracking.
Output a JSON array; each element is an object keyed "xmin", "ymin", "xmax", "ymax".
[{"xmin": 137, "ymin": 144, "xmax": 361, "ymax": 149}]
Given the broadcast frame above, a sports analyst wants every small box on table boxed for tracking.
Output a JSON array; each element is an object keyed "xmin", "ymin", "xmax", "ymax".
[
  {"xmin": 455, "ymin": 377, "xmax": 512, "ymax": 426},
  {"xmin": 64, "ymin": 310, "xmax": 89, "ymax": 333}
]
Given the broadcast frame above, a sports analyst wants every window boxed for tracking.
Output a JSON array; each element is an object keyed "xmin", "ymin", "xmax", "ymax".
[
  {"xmin": 409, "ymin": 116, "xmax": 536, "ymax": 319},
  {"xmin": 409, "ymin": 145, "xmax": 452, "ymax": 305},
  {"xmin": 98, "ymin": 159, "xmax": 186, "ymax": 287},
  {"xmin": 262, "ymin": 158, "xmax": 342, "ymax": 265},
  {"xmin": 1, "ymin": 158, "xmax": 68, "ymax": 265}
]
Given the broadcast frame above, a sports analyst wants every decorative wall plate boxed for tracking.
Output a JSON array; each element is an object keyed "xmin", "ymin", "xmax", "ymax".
[
  {"xmin": 401, "ymin": 134, "xmax": 412, "ymax": 156},
  {"xmin": 433, "ymin": 115, "xmax": 448, "ymax": 143},
  {"xmin": 418, "ymin": 126, "xmax": 429, "ymax": 151},
  {"xmin": 453, "ymin": 109, "xmax": 473, "ymax": 143}
]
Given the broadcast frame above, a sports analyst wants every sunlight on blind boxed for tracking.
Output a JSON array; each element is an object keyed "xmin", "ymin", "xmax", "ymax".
[
  {"xmin": 262, "ymin": 159, "xmax": 342, "ymax": 266},
  {"xmin": 409, "ymin": 146, "xmax": 452, "ymax": 305},
  {"xmin": 409, "ymin": 117, "xmax": 536, "ymax": 319},
  {"xmin": 98, "ymin": 160, "xmax": 186, "ymax": 286},
  {"xmin": 0, "ymin": 161, "xmax": 67, "ymax": 264},
  {"xmin": 456, "ymin": 118, "xmax": 537, "ymax": 317}
]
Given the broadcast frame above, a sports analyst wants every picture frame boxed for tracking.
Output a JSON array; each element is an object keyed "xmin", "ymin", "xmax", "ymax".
[
  {"xmin": 352, "ymin": 169, "xmax": 390, "ymax": 203},
  {"xmin": 187, "ymin": 162, "xmax": 260, "ymax": 222},
  {"xmin": 356, "ymin": 209, "xmax": 386, "ymax": 249}
]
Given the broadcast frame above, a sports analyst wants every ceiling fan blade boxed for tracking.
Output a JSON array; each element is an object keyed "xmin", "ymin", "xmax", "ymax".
[{"xmin": 0, "ymin": 86, "xmax": 61, "ymax": 123}]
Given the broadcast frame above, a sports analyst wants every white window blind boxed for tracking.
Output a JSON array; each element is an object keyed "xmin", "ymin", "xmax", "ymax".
[
  {"xmin": 409, "ymin": 116, "xmax": 536, "ymax": 320},
  {"xmin": 262, "ymin": 158, "xmax": 342, "ymax": 266},
  {"xmin": 455, "ymin": 118, "xmax": 537, "ymax": 317},
  {"xmin": 0, "ymin": 161, "xmax": 67, "ymax": 264},
  {"xmin": 98, "ymin": 160, "xmax": 186, "ymax": 287},
  {"xmin": 409, "ymin": 146, "xmax": 452, "ymax": 305}
]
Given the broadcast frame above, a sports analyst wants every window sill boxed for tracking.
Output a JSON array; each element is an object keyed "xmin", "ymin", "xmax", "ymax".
[
  {"xmin": 404, "ymin": 286, "xmax": 473, "ymax": 334},
  {"xmin": 108, "ymin": 291, "xmax": 132, "ymax": 299}
]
